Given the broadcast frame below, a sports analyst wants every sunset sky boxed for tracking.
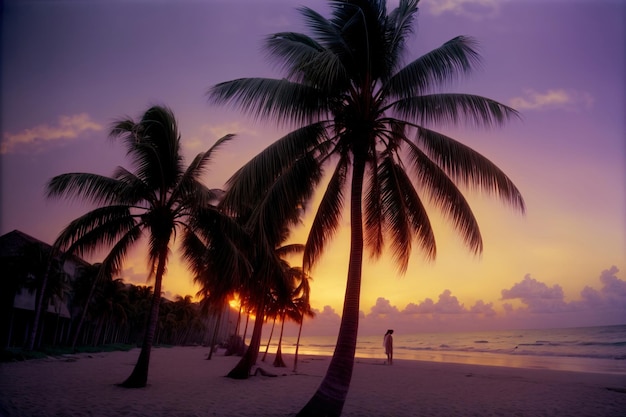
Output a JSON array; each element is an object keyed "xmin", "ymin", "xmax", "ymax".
[{"xmin": 2, "ymin": 0, "xmax": 624, "ymax": 335}]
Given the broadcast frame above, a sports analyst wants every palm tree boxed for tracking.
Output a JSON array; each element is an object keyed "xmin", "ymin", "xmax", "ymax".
[
  {"xmin": 209, "ymin": 0, "xmax": 525, "ymax": 414},
  {"xmin": 0, "ymin": 240, "xmax": 45, "ymax": 348},
  {"xmin": 274, "ymin": 265, "xmax": 312, "ymax": 368},
  {"xmin": 69, "ymin": 263, "xmax": 105, "ymax": 350},
  {"xmin": 124, "ymin": 284, "xmax": 153, "ymax": 345},
  {"xmin": 24, "ymin": 244, "xmax": 67, "ymax": 350},
  {"xmin": 197, "ymin": 156, "xmax": 308, "ymax": 378},
  {"xmin": 292, "ymin": 269, "xmax": 314, "ymax": 373},
  {"xmin": 46, "ymin": 105, "xmax": 236, "ymax": 388}
]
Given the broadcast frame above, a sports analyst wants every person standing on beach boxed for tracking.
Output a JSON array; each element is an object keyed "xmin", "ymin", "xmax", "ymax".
[{"xmin": 383, "ymin": 329, "xmax": 394, "ymax": 365}]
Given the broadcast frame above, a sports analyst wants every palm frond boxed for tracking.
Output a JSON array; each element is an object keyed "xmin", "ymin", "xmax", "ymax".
[
  {"xmin": 304, "ymin": 156, "xmax": 348, "ymax": 271},
  {"xmin": 393, "ymin": 93, "xmax": 520, "ymax": 128},
  {"xmin": 266, "ymin": 32, "xmax": 348, "ymax": 91},
  {"xmin": 170, "ymin": 134, "xmax": 235, "ymax": 208},
  {"xmin": 415, "ymin": 126, "xmax": 526, "ymax": 212},
  {"xmin": 249, "ymin": 153, "xmax": 322, "ymax": 246},
  {"xmin": 46, "ymin": 173, "xmax": 127, "ymax": 206},
  {"xmin": 364, "ymin": 152, "xmax": 384, "ymax": 259},
  {"xmin": 220, "ymin": 123, "xmax": 326, "ymax": 216},
  {"xmin": 110, "ymin": 105, "xmax": 184, "ymax": 191},
  {"xmin": 98, "ymin": 226, "xmax": 144, "ymax": 278},
  {"xmin": 299, "ymin": 5, "xmax": 350, "ymax": 53},
  {"xmin": 378, "ymin": 154, "xmax": 414, "ymax": 271},
  {"xmin": 404, "ymin": 140, "xmax": 483, "ymax": 254},
  {"xmin": 208, "ymin": 78, "xmax": 327, "ymax": 126},
  {"xmin": 385, "ymin": 158, "xmax": 437, "ymax": 264},
  {"xmin": 111, "ymin": 167, "xmax": 153, "ymax": 205},
  {"xmin": 53, "ymin": 205, "xmax": 137, "ymax": 256},
  {"xmin": 386, "ymin": 35, "xmax": 481, "ymax": 97},
  {"xmin": 275, "ymin": 243, "xmax": 305, "ymax": 258},
  {"xmin": 385, "ymin": 0, "xmax": 420, "ymax": 74}
]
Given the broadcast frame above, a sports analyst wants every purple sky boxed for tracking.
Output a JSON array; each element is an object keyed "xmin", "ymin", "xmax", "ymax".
[{"xmin": 2, "ymin": 0, "xmax": 625, "ymax": 334}]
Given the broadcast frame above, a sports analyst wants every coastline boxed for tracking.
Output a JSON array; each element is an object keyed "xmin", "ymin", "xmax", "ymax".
[{"xmin": 1, "ymin": 346, "xmax": 625, "ymax": 417}]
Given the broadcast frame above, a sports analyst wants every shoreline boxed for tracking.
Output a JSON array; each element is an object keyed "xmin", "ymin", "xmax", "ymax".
[
  {"xmin": 275, "ymin": 344, "xmax": 626, "ymax": 376},
  {"xmin": 1, "ymin": 346, "xmax": 625, "ymax": 416}
]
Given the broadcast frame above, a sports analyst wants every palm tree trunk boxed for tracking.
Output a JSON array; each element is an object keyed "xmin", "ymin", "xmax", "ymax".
[
  {"xmin": 262, "ymin": 317, "xmax": 277, "ymax": 362},
  {"xmin": 226, "ymin": 298, "xmax": 265, "ymax": 379},
  {"xmin": 207, "ymin": 306, "xmax": 223, "ymax": 360},
  {"xmin": 120, "ymin": 251, "xmax": 166, "ymax": 388},
  {"xmin": 293, "ymin": 314, "xmax": 304, "ymax": 373},
  {"xmin": 26, "ymin": 258, "xmax": 53, "ymax": 351},
  {"xmin": 273, "ymin": 313, "xmax": 287, "ymax": 368},
  {"xmin": 70, "ymin": 269, "xmax": 101, "ymax": 350},
  {"xmin": 241, "ymin": 312, "xmax": 250, "ymax": 351},
  {"xmin": 298, "ymin": 154, "xmax": 366, "ymax": 417},
  {"xmin": 234, "ymin": 304, "xmax": 242, "ymax": 336}
]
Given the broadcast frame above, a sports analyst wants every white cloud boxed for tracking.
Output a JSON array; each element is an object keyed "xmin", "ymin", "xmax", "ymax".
[
  {"xmin": 1, "ymin": 113, "xmax": 103, "ymax": 154},
  {"xmin": 509, "ymin": 89, "xmax": 594, "ymax": 111}
]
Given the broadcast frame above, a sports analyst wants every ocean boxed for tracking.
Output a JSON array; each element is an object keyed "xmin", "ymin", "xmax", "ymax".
[{"xmin": 263, "ymin": 325, "xmax": 626, "ymax": 375}]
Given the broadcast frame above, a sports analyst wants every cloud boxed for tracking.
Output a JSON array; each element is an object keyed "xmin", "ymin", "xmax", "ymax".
[
  {"xmin": 401, "ymin": 290, "xmax": 466, "ymax": 315},
  {"xmin": 469, "ymin": 300, "xmax": 497, "ymax": 316},
  {"xmin": 425, "ymin": 0, "xmax": 503, "ymax": 19},
  {"xmin": 599, "ymin": 266, "xmax": 626, "ymax": 297},
  {"xmin": 509, "ymin": 89, "xmax": 594, "ymax": 111},
  {"xmin": 353, "ymin": 267, "xmax": 625, "ymax": 334},
  {"xmin": 501, "ymin": 267, "xmax": 626, "ymax": 317},
  {"xmin": 500, "ymin": 274, "xmax": 570, "ymax": 313},
  {"xmin": 369, "ymin": 297, "xmax": 400, "ymax": 317},
  {"xmin": 1, "ymin": 113, "xmax": 103, "ymax": 154}
]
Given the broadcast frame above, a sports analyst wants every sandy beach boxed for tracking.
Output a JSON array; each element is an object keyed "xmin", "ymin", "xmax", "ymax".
[{"xmin": 1, "ymin": 346, "xmax": 625, "ymax": 417}]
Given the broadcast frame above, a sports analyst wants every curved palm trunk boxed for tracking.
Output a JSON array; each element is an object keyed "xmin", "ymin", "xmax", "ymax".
[
  {"xmin": 298, "ymin": 155, "xmax": 366, "ymax": 417},
  {"xmin": 207, "ymin": 307, "xmax": 223, "ymax": 360},
  {"xmin": 273, "ymin": 313, "xmax": 287, "ymax": 368},
  {"xmin": 120, "ymin": 250, "xmax": 166, "ymax": 388},
  {"xmin": 70, "ymin": 271, "xmax": 100, "ymax": 351},
  {"xmin": 293, "ymin": 314, "xmax": 304, "ymax": 373},
  {"xmin": 241, "ymin": 312, "xmax": 250, "ymax": 351},
  {"xmin": 262, "ymin": 317, "xmax": 277, "ymax": 362},
  {"xmin": 26, "ymin": 258, "xmax": 53, "ymax": 351},
  {"xmin": 234, "ymin": 304, "xmax": 242, "ymax": 336},
  {"xmin": 226, "ymin": 298, "xmax": 265, "ymax": 379}
]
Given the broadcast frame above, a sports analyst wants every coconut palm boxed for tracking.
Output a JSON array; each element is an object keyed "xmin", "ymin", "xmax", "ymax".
[
  {"xmin": 23, "ymin": 243, "xmax": 68, "ymax": 350},
  {"xmin": 69, "ymin": 263, "xmax": 106, "ymax": 349},
  {"xmin": 292, "ymin": 269, "xmax": 314, "ymax": 373},
  {"xmin": 46, "ymin": 105, "xmax": 236, "ymax": 388},
  {"xmin": 273, "ymin": 265, "xmax": 312, "ymax": 368},
  {"xmin": 209, "ymin": 0, "xmax": 525, "ymax": 414},
  {"xmin": 204, "ymin": 162, "xmax": 308, "ymax": 378}
]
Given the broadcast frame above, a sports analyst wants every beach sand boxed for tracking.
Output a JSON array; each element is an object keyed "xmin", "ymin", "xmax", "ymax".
[{"xmin": 1, "ymin": 346, "xmax": 624, "ymax": 417}]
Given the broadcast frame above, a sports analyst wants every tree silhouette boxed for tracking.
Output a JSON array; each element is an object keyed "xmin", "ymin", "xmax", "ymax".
[
  {"xmin": 209, "ymin": 1, "xmax": 524, "ymax": 414},
  {"xmin": 46, "ymin": 105, "xmax": 235, "ymax": 387}
]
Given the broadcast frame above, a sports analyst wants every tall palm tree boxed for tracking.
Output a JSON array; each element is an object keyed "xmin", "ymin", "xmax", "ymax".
[
  {"xmin": 209, "ymin": 1, "xmax": 525, "ymax": 414},
  {"xmin": 46, "ymin": 105, "xmax": 236, "ymax": 388}
]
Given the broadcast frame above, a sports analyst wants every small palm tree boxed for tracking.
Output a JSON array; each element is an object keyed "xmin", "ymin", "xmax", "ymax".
[
  {"xmin": 209, "ymin": 1, "xmax": 525, "ymax": 414},
  {"xmin": 273, "ymin": 265, "xmax": 312, "ymax": 368},
  {"xmin": 46, "ymin": 105, "xmax": 235, "ymax": 388},
  {"xmin": 292, "ymin": 269, "xmax": 314, "ymax": 373},
  {"xmin": 69, "ymin": 263, "xmax": 105, "ymax": 349}
]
